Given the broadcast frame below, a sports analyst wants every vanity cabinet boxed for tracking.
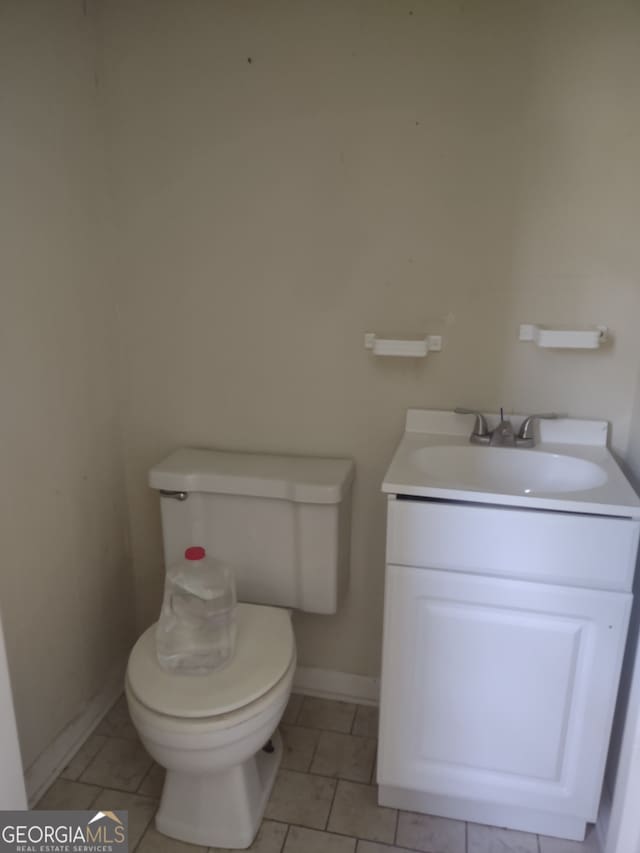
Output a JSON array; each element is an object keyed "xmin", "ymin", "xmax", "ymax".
[{"xmin": 378, "ymin": 496, "xmax": 638, "ymax": 841}]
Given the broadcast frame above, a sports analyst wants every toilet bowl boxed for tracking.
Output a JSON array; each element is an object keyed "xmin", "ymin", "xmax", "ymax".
[
  {"xmin": 132, "ymin": 446, "xmax": 354, "ymax": 847},
  {"xmin": 126, "ymin": 603, "xmax": 296, "ymax": 849}
]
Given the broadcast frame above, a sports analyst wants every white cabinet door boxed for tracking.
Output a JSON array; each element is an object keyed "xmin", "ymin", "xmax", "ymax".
[{"xmin": 378, "ymin": 564, "xmax": 631, "ymax": 820}]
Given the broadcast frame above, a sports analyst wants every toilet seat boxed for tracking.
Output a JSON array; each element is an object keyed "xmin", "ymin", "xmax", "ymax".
[{"xmin": 127, "ymin": 603, "xmax": 294, "ymax": 719}]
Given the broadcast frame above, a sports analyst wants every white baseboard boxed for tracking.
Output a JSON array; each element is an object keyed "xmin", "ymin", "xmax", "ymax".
[
  {"xmin": 25, "ymin": 658, "xmax": 126, "ymax": 806},
  {"xmin": 293, "ymin": 665, "xmax": 380, "ymax": 706},
  {"xmin": 596, "ymin": 782, "xmax": 612, "ymax": 853}
]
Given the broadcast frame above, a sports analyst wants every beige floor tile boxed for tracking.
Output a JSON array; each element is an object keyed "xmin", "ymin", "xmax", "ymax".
[
  {"xmin": 310, "ymin": 731, "xmax": 376, "ymax": 782},
  {"xmin": 137, "ymin": 825, "xmax": 207, "ymax": 853},
  {"xmin": 297, "ymin": 697, "xmax": 356, "ymax": 733},
  {"xmin": 352, "ymin": 705, "xmax": 379, "ymax": 738},
  {"xmin": 328, "ymin": 780, "xmax": 397, "ymax": 844},
  {"xmin": 265, "ymin": 769, "xmax": 336, "ymax": 829},
  {"xmin": 96, "ymin": 695, "xmax": 139, "ymax": 741},
  {"xmin": 138, "ymin": 762, "xmax": 166, "ymax": 798},
  {"xmin": 356, "ymin": 843, "xmax": 416, "ymax": 853},
  {"xmin": 468, "ymin": 823, "xmax": 538, "ymax": 853},
  {"xmin": 280, "ymin": 725, "xmax": 321, "ymax": 772},
  {"xmin": 211, "ymin": 819, "xmax": 288, "ymax": 853},
  {"xmin": 281, "ymin": 694, "xmax": 303, "ymax": 725},
  {"xmin": 61, "ymin": 734, "xmax": 108, "ymax": 781},
  {"xmin": 283, "ymin": 825, "xmax": 356, "ymax": 853},
  {"xmin": 539, "ymin": 826, "xmax": 600, "ymax": 853},
  {"xmin": 36, "ymin": 779, "xmax": 101, "ymax": 810},
  {"xmin": 80, "ymin": 736, "xmax": 153, "ymax": 792},
  {"xmin": 90, "ymin": 789, "xmax": 157, "ymax": 849},
  {"xmin": 396, "ymin": 811, "xmax": 466, "ymax": 853}
]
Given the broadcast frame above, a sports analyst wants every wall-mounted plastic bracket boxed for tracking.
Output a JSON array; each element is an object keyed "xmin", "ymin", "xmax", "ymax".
[
  {"xmin": 519, "ymin": 324, "xmax": 608, "ymax": 350},
  {"xmin": 364, "ymin": 333, "xmax": 443, "ymax": 357}
]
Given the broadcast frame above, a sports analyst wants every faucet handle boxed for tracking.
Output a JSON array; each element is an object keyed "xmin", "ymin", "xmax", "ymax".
[
  {"xmin": 517, "ymin": 413, "xmax": 558, "ymax": 441},
  {"xmin": 454, "ymin": 408, "xmax": 490, "ymax": 437}
]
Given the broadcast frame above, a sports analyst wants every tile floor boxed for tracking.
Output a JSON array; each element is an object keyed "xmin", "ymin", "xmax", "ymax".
[{"xmin": 37, "ymin": 694, "xmax": 601, "ymax": 853}]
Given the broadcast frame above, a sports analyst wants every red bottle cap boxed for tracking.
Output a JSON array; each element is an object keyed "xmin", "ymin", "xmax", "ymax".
[{"xmin": 185, "ymin": 546, "xmax": 206, "ymax": 560}]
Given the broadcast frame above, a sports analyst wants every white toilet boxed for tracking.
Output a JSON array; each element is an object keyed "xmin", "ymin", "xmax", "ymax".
[{"xmin": 125, "ymin": 448, "xmax": 354, "ymax": 849}]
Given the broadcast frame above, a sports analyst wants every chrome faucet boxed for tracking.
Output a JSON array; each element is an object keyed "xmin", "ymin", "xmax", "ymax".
[
  {"xmin": 455, "ymin": 408, "xmax": 559, "ymax": 448},
  {"xmin": 454, "ymin": 408, "xmax": 491, "ymax": 445},
  {"xmin": 516, "ymin": 413, "xmax": 558, "ymax": 447},
  {"xmin": 490, "ymin": 409, "xmax": 516, "ymax": 447}
]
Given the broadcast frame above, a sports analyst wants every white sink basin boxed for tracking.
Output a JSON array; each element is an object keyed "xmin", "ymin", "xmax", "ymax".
[
  {"xmin": 409, "ymin": 445, "xmax": 608, "ymax": 495},
  {"xmin": 382, "ymin": 409, "xmax": 640, "ymax": 518}
]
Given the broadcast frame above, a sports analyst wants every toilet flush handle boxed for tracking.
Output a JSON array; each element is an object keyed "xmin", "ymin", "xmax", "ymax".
[{"xmin": 159, "ymin": 490, "xmax": 189, "ymax": 501}]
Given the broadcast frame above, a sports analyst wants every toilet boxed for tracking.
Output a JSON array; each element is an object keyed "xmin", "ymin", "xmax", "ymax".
[{"xmin": 125, "ymin": 448, "xmax": 354, "ymax": 849}]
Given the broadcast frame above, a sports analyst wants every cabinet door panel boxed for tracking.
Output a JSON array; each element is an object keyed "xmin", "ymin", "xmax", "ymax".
[
  {"xmin": 415, "ymin": 599, "xmax": 579, "ymax": 779},
  {"xmin": 378, "ymin": 564, "xmax": 631, "ymax": 818}
]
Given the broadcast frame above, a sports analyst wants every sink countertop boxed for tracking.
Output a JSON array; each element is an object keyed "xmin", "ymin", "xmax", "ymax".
[{"xmin": 382, "ymin": 409, "xmax": 640, "ymax": 519}]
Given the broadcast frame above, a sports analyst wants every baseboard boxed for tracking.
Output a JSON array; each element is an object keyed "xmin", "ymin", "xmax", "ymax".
[
  {"xmin": 25, "ymin": 657, "xmax": 126, "ymax": 806},
  {"xmin": 596, "ymin": 782, "xmax": 612, "ymax": 853},
  {"xmin": 293, "ymin": 665, "xmax": 380, "ymax": 706}
]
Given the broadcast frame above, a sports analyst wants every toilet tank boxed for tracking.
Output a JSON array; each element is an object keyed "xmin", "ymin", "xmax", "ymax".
[{"xmin": 149, "ymin": 449, "xmax": 355, "ymax": 614}]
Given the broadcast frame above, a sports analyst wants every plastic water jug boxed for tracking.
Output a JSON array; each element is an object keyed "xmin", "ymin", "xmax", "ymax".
[{"xmin": 155, "ymin": 546, "xmax": 237, "ymax": 675}]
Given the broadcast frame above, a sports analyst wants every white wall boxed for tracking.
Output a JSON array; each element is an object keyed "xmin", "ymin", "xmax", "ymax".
[
  {"xmin": 0, "ymin": 1, "xmax": 135, "ymax": 771},
  {"xmin": 0, "ymin": 613, "xmax": 26, "ymax": 808},
  {"xmin": 98, "ymin": 0, "xmax": 640, "ymax": 678}
]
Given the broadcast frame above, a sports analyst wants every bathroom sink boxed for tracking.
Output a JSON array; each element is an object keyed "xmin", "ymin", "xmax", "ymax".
[
  {"xmin": 409, "ymin": 445, "xmax": 608, "ymax": 495},
  {"xmin": 382, "ymin": 409, "xmax": 640, "ymax": 518}
]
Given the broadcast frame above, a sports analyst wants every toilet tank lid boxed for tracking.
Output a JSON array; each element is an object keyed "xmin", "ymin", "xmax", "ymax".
[{"xmin": 149, "ymin": 448, "xmax": 355, "ymax": 504}]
